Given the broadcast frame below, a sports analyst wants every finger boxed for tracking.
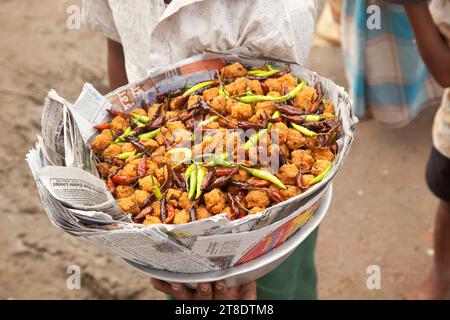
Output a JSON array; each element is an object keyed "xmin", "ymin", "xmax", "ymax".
[
  {"xmin": 195, "ymin": 282, "xmax": 213, "ymax": 300},
  {"xmin": 239, "ymin": 281, "xmax": 257, "ymax": 300},
  {"xmin": 213, "ymin": 280, "xmax": 232, "ymax": 300},
  {"xmin": 169, "ymin": 282, "xmax": 192, "ymax": 300},
  {"xmin": 150, "ymin": 278, "xmax": 173, "ymax": 295}
]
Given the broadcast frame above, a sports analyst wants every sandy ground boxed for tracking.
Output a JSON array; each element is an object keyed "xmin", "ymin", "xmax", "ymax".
[{"xmin": 0, "ymin": 0, "xmax": 439, "ymax": 299}]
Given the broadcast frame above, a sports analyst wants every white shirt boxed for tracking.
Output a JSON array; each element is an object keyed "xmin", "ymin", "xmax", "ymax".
[{"xmin": 83, "ymin": 0, "xmax": 316, "ymax": 82}]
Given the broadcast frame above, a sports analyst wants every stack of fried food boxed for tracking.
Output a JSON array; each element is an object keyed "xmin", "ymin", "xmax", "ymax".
[{"xmin": 90, "ymin": 62, "xmax": 340, "ymax": 225}]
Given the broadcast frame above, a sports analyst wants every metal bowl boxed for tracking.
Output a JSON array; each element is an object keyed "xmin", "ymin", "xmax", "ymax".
[{"xmin": 123, "ymin": 185, "xmax": 332, "ymax": 288}]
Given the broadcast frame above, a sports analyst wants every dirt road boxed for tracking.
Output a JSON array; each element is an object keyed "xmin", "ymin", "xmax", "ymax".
[{"xmin": 0, "ymin": 0, "xmax": 438, "ymax": 299}]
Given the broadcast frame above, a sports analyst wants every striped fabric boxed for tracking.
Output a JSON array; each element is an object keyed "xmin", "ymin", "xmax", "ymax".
[{"xmin": 342, "ymin": 0, "xmax": 442, "ymax": 128}]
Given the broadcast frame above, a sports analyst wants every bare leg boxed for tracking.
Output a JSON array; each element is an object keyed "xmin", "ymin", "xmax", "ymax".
[{"xmin": 405, "ymin": 201, "xmax": 450, "ymax": 299}]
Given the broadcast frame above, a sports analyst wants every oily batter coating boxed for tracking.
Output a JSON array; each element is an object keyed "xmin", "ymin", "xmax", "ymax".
[
  {"xmin": 276, "ymin": 163, "xmax": 299, "ymax": 185},
  {"xmin": 220, "ymin": 62, "xmax": 247, "ymax": 80},
  {"xmin": 204, "ymin": 188, "xmax": 227, "ymax": 214},
  {"xmin": 291, "ymin": 149, "xmax": 315, "ymax": 171},
  {"xmin": 110, "ymin": 116, "xmax": 128, "ymax": 133},
  {"xmin": 245, "ymin": 190, "xmax": 270, "ymax": 209},
  {"xmin": 117, "ymin": 196, "xmax": 140, "ymax": 215},
  {"xmin": 116, "ymin": 185, "xmax": 135, "ymax": 199},
  {"xmin": 91, "ymin": 129, "xmax": 113, "ymax": 153}
]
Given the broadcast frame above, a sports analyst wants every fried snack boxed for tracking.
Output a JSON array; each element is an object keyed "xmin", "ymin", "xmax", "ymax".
[{"xmin": 90, "ymin": 62, "xmax": 340, "ymax": 224}]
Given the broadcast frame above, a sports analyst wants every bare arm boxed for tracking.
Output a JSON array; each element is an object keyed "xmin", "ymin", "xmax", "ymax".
[
  {"xmin": 107, "ymin": 38, "xmax": 128, "ymax": 90},
  {"xmin": 404, "ymin": 3, "xmax": 450, "ymax": 87}
]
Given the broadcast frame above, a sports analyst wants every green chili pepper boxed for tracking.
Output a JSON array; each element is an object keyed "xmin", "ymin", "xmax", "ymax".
[
  {"xmin": 242, "ymin": 166, "xmax": 286, "ymax": 189},
  {"xmin": 303, "ymin": 115, "xmax": 322, "ymax": 122},
  {"xmin": 116, "ymin": 150, "xmax": 136, "ymax": 160},
  {"xmin": 183, "ymin": 80, "xmax": 215, "ymax": 96},
  {"xmin": 244, "ymin": 129, "xmax": 267, "ymax": 150},
  {"xmin": 198, "ymin": 115, "xmax": 219, "ymax": 127},
  {"xmin": 268, "ymin": 111, "xmax": 281, "ymax": 130},
  {"xmin": 327, "ymin": 132, "xmax": 337, "ymax": 146},
  {"xmin": 195, "ymin": 167, "xmax": 207, "ymax": 199},
  {"xmin": 237, "ymin": 81, "xmax": 306, "ymax": 104},
  {"xmin": 188, "ymin": 165, "xmax": 198, "ymax": 200},
  {"xmin": 245, "ymin": 111, "xmax": 280, "ymax": 150},
  {"xmin": 184, "ymin": 163, "xmax": 196, "ymax": 189},
  {"xmin": 308, "ymin": 163, "xmax": 332, "ymax": 185},
  {"xmin": 218, "ymin": 84, "xmax": 231, "ymax": 99},
  {"xmin": 290, "ymin": 122, "xmax": 318, "ymax": 137},
  {"xmin": 132, "ymin": 119, "xmax": 146, "ymax": 127},
  {"xmin": 151, "ymin": 175, "xmax": 163, "ymax": 200},
  {"xmin": 208, "ymin": 153, "xmax": 234, "ymax": 167},
  {"xmin": 247, "ymin": 65, "xmax": 280, "ymax": 77},
  {"xmin": 114, "ymin": 127, "xmax": 133, "ymax": 143},
  {"xmin": 135, "ymin": 151, "xmax": 145, "ymax": 158},
  {"xmin": 138, "ymin": 128, "xmax": 160, "ymax": 140},
  {"xmin": 131, "ymin": 113, "xmax": 150, "ymax": 123}
]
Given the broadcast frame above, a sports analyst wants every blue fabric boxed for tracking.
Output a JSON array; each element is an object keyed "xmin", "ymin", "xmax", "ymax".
[{"xmin": 342, "ymin": 0, "xmax": 442, "ymax": 127}]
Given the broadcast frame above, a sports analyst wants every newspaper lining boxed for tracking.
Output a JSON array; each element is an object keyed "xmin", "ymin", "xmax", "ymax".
[{"xmin": 26, "ymin": 53, "xmax": 357, "ymax": 273}]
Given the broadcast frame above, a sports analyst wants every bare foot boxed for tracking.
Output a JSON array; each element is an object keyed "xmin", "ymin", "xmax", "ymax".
[{"xmin": 404, "ymin": 271, "xmax": 450, "ymax": 300}]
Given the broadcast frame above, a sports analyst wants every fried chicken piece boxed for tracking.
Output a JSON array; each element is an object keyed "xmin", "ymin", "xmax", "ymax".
[
  {"xmin": 167, "ymin": 188, "xmax": 182, "ymax": 200},
  {"xmin": 276, "ymin": 163, "xmax": 299, "ymax": 185},
  {"xmin": 271, "ymin": 122, "xmax": 289, "ymax": 145},
  {"xmin": 301, "ymin": 174, "xmax": 315, "ymax": 186},
  {"xmin": 166, "ymin": 120, "xmax": 186, "ymax": 133},
  {"xmin": 188, "ymin": 95, "xmax": 202, "ymax": 108},
  {"xmin": 134, "ymin": 190, "xmax": 150, "ymax": 207},
  {"xmin": 225, "ymin": 98, "xmax": 238, "ymax": 114},
  {"xmin": 115, "ymin": 185, "xmax": 135, "ymax": 199},
  {"xmin": 264, "ymin": 74, "xmax": 297, "ymax": 93},
  {"xmin": 245, "ymin": 190, "xmax": 270, "ymax": 209},
  {"xmin": 313, "ymin": 148, "xmax": 335, "ymax": 162},
  {"xmin": 254, "ymin": 101, "xmax": 277, "ymax": 115},
  {"xmin": 173, "ymin": 209, "xmax": 190, "ymax": 224},
  {"xmin": 91, "ymin": 129, "xmax": 113, "ymax": 153},
  {"xmin": 204, "ymin": 188, "xmax": 227, "ymax": 214},
  {"xmin": 220, "ymin": 62, "xmax": 247, "ymax": 81},
  {"xmin": 110, "ymin": 116, "xmax": 128, "ymax": 133},
  {"xmin": 231, "ymin": 168, "xmax": 251, "ymax": 182},
  {"xmin": 179, "ymin": 192, "xmax": 191, "ymax": 211},
  {"xmin": 249, "ymin": 207, "xmax": 264, "ymax": 214},
  {"xmin": 231, "ymin": 102, "xmax": 253, "ymax": 121},
  {"xmin": 203, "ymin": 87, "xmax": 219, "ymax": 101},
  {"xmin": 285, "ymin": 128, "xmax": 306, "ymax": 150},
  {"xmin": 312, "ymin": 159, "xmax": 332, "ymax": 176},
  {"xmin": 121, "ymin": 142, "xmax": 136, "ymax": 153},
  {"xmin": 122, "ymin": 163, "xmax": 138, "ymax": 178},
  {"xmin": 196, "ymin": 205, "xmax": 212, "ymax": 220},
  {"xmin": 148, "ymin": 103, "xmax": 162, "ymax": 118},
  {"xmin": 208, "ymin": 95, "xmax": 227, "ymax": 115},
  {"xmin": 143, "ymin": 215, "xmax": 162, "ymax": 225},
  {"xmin": 323, "ymin": 99, "xmax": 335, "ymax": 114},
  {"xmin": 293, "ymin": 86, "xmax": 317, "ymax": 112},
  {"xmin": 103, "ymin": 144, "xmax": 122, "ymax": 159},
  {"xmin": 139, "ymin": 136, "xmax": 159, "ymax": 151},
  {"xmin": 117, "ymin": 196, "xmax": 140, "ymax": 215},
  {"xmin": 291, "ymin": 149, "xmax": 315, "ymax": 171},
  {"xmin": 151, "ymin": 200, "xmax": 162, "ymax": 218},
  {"xmin": 279, "ymin": 185, "xmax": 301, "ymax": 199},
  {"xmin": 139, "ymin": 175, "xmax": 159, "ymax": 192}
]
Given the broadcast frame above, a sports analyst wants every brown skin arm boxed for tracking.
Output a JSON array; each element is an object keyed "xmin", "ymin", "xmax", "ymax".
[
  {"xmin": 404, "ymin": 3, "xmax": 450, "ymax": 87},
  {"xmin": 107, "ymin": 38, "xmax": 128, "ymax": 90}
]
